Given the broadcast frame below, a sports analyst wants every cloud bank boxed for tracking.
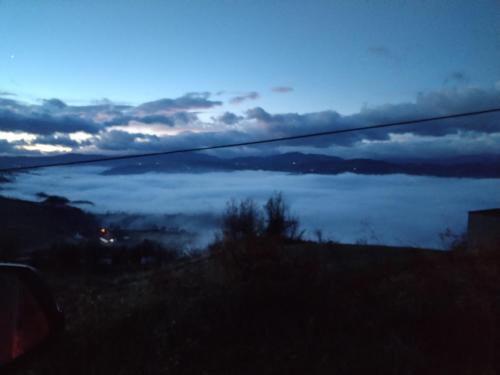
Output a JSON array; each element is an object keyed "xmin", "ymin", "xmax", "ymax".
[{"xmin": 0, "ymin": 87, "xmax": 499, "ymax": 159}]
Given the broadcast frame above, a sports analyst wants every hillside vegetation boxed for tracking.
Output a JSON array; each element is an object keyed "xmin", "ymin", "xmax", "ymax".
[
  {"xmin": 4, "ymin": 193, "xmax": 498, "ymax": 374},
  {"xmin": 10, "ymin": 242, "xmax": 498, "ymax": 375}
]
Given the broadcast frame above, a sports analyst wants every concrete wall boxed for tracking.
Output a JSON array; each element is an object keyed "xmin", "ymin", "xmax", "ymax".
[{"xmin": 467, "ymin": 211, "xmax": 500, "ymax": 252}]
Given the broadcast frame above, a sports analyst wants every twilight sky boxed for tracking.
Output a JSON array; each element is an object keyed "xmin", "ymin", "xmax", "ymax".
[{"xmin": 0, "ymin": 0, "xmax": 499, "ymax": 159}]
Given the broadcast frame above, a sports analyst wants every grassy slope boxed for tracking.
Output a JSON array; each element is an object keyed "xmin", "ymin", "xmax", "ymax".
[{"xmin": 14, "ymin": 243, "xmax": 499, "ymax": 375}]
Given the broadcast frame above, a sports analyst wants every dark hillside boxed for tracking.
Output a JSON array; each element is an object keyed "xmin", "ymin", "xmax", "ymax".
[
  {"xmin": 2, "ymin": 152, "xmax": 500, "ymax": 177},
  {"xmin": 13, "ymin": 242, "xmax": 499, "ymax": 375},
  {"xmin": 0, "ymin": 196, "xmax": 98, "ymax": 255}
]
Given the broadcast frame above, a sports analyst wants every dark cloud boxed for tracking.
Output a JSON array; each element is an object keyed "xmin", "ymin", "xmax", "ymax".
[
  {"xmin": 0, "ymin": 93, "xmax": 210, "ymax": 135},
  {"xmin": 353, "ymin": 88, "xmax": 500, "ymax": 137},
  {"xmin": 105, "ymin": 114, "xmax": 175, "ymax": 127},
  {"xmin": 134, "ymin": 115, "xmax": 175, "ymax": 126},
  {"xmin": 74, "ymin": 85, "xmax": 500, "ymax": 157},
  {"xmin": 138, "ymin": 92, "xmax": 222, "ymax": 113},
  {"xmin": 367, "ymin": 46, "xmax": 398, "ymax": 61},
  {"xmin": 0, "ymin": 139, "xmax": 18, "ymax": 154},
  {"xmin": 0, "ymin": 109, "xmax": 102, "ymax": 135},
  {"xmin": 94, "ymin": 130, "xmax": 160, "ymax": 151},
  {"xmin": 95, "ymin": 128, "xmax": 250, "ymax": 154},
  {"xmin": 229, "ymin": 92, "xmax": 260, "ymax": 105},
  {"xmin": 271, "ymin": 86, "xmax": 293, "ymax": 93},
  {"xmin": 0, "ymin": 96, "xmax": 133, "ymax": 135},
  {"xmin": 0, "ymin": 90, "xmax": 15, "ymax": 97},
  {"xmin": 216, "ymin": 112, "xmax": 243, "ymax": 125},
  {"xmin": 169, "ymin": 111, "xmax": 198, "ymax": 125},
  {"xmin": 0, "ymin": 138, "xmax": 36, "ymax": 156},
  {"xmin": 246, "ymin": 107, "xmax": 354, "ymax": 147},
  {"xmin": 91, "ymin": 98, "xmax": 117, "ymax": 106},
  {"xmin": 1, "ymin": 87, "xmax": 499, "ymax": 159},
  {"xmin": 246, "ymin": 107, "xmax": 272, "ymax": 122},
  {"xmin": 105, "ymin": 111, "xmax": 198, "ymax": 127},
  {"xmin": 443, "ymin": 71, "xmax": 469, "ymax": 86},
  {"xmin": 244, "ymin": 88, "xmax": 500, "ymax": 149},
  {"xmin": 42, "ymin": 98, "xmax": 67, "ymax": 110},
  {"xmin": 33, "ymin": 134, "xmax": 87, "ymax": 148},
  {"xmin": 0, "ymin": 97, "xmax": 25, "ymax": 111},
  {"xmin": 346, "ymin": 132, "xmax": 500, "ymax": 161},
  {"xmin": 133, "ymin": 112, "xmax": 198, "ymax": 126},
  {"xmin": 68, "ymin": 103, "xmax": 133, "ymax": 119}
]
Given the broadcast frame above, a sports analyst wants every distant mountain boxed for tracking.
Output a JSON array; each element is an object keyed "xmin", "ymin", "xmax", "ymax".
[
  {"xmin": 100, "ymin": 152, "xmax": 500, "ymax": 178},
  {"xmin": 1, "ymin": 152, "xmax": 500, "ymax": 178},
  {"xmin": 0, "ymin": 153, "xmax": 105, "ymax": 170}
]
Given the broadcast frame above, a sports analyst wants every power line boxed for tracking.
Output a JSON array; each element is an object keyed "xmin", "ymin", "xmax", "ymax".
[{"xmin": 1, "ymin": 107, "xmax": 499, "ymax": 174}]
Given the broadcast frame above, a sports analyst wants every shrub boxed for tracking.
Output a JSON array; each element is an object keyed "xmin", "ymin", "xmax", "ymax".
[
  {"xmin": 439, "ymin": 227, "xmax": 467, "ymax": 251},
  {"xmin": 221, "ymin": 198, "xmax": 264, "ymax": 242},
  {"xmin": 264, "ymin": 192, "xmax": 302, "ymax": 240},
  {"xmin": 212, "ymin": 192, "xmax": 303, "ymax": 277}
]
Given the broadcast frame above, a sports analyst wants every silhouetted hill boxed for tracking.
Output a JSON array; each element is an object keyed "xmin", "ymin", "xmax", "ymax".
[
  {"xmin": 100, "ymin": 152, "xmax": 500, "ymax": 178},
  {"xmin": 1, "ymin": 152, "xmax": 500, "ymax": 178},
  {"xmin": 0, "ymin": 195, "xmax": 98, "ymax": 254},
  {"xmin": 0, "ymin": 153, "xmax": 104, "ymax": 170}
]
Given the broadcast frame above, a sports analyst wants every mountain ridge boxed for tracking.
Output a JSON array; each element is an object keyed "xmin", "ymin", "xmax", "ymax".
[{"xmin": 1, "ymin": 152, "xmax": 499, "ymax": 178}]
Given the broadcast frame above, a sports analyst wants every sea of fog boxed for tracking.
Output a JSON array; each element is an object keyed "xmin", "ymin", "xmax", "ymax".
[{"xmin": 2, "ymin": 167, "xmax": 500, "ymax": 249}]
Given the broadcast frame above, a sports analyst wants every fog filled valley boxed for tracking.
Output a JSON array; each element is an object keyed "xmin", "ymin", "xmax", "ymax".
[
  {"xmin": 2, "ymin": 165, "xmax": 500, "ymax": 250},
  {"xmin": 2, "ymin": 166, "xmax": 499, "ymax": 375}
]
